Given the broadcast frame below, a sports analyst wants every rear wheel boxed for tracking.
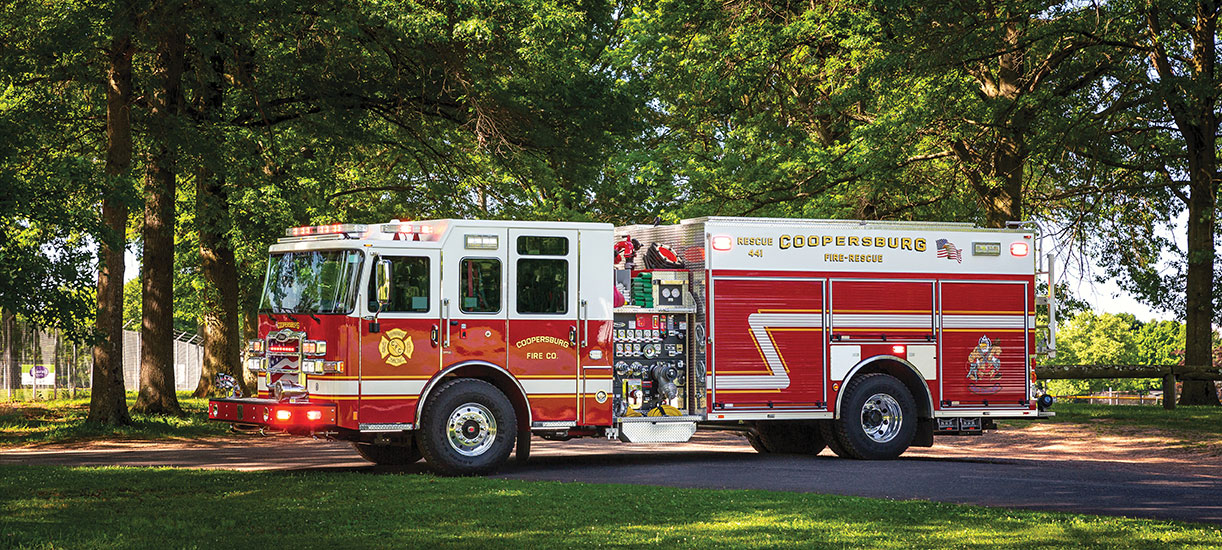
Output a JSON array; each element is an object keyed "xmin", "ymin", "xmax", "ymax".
[
  {"xmin": 750, "ymin": 421, "xmax": 826, "ymax": 455},
  {"xmin": 418, "ymin": 379, "xmax": 517, "ymax": 475},
  {"xmin": 352, "ymin": 439, "xmax": 421, "ymax": 465},
  {"xmin": 830, "ymin": 373, "xmax": 916, "ymax": 460}
]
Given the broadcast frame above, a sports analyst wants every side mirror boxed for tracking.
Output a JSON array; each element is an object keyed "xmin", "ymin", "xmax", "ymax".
[{"xmin": 375, "ymin": 259, "xmax": 391, "ymax": 305}]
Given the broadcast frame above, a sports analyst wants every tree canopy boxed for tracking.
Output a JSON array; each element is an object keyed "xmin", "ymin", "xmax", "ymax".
[{"xmin": 1, "ymin": 0, "xmax": 1219, "ymax": 410}]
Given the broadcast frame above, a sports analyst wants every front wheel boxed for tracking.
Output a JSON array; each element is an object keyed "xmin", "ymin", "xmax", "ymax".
[
  {"xmin": 829, "ymin": 373, "xmax": 917, "ymax": 460},
  {"xmin": 418, "ymin": 379, "xmax": 517, "ymax": 475}
]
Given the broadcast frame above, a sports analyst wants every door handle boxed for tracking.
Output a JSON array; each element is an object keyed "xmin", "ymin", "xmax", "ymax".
[
  {"xmin": 441, "ymin": 298, "xmax": 451, "ymax": 348},
  {"xmin": 568, "ymin": 326, "xmax": 577, "ymax": 345},
  {"xmin": 580, "ymin": 299, "xmax": 589, "ymax": 348},
  {"xmin": 431, "ymin": 324, "xmax": 439, "ymax": 347}
]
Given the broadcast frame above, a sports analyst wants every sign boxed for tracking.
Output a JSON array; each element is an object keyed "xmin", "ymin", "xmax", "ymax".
[{"xmin": 21, "ymin": 364, "xmax": 55, "ymax": 386}]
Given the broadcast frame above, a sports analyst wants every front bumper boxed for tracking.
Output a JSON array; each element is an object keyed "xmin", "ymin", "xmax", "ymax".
[{"xmin": 208, "ymin": 398, "xmax": 338, "ymax": 433}]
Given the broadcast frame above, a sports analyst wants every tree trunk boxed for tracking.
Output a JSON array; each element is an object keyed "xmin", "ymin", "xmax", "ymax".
[
  {"xmin": 961, "ymin": 20, "xmax": 1026, "ymax": 229},
  {"xmin": 194, "ymin": 34, "xmax": 242, "ymax": 398},
  {"xmin": 134, "ymin": 3, "xmax": 186, "ymax": 416},
  {"xmin": 87, "ymin": 1, "xmax": 135, "ymax": 426},
  {"xmin": 1178, "ymin": 144, "xmax": 1218, "ymax": 405},
  {"xmin": 1170, "ymin": 4, "xmax": 1220, "ymax": 406}
]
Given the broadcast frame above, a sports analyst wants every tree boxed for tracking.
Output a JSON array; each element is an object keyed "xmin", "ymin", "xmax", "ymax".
[
  {"xmin": 89, "ymin": 0, "xmax": 138, "ymax": 425},
  {"xmin": 1134, "ymin": 320, "xmax": 1186, "ymax": 366},
  {"xmin": 1056, "ymin": 0, "xmax": 1221, "ymax": 405},
  {"xmin": 134, "ymin": 0, "xmax": 186, "ymax": 416}
]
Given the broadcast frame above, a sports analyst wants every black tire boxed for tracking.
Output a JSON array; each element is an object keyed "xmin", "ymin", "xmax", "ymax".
[
  {"xmin": 753, "ymin": 421, "xmax": 826, "ymax": 454},
  {"xmin": 744, "ymin": 431, "xmax": 772, "ymax": 453},
  {"xmin": 352, "ymin": 439, "xmax": 422, "ymax": 465},
  {"xmin": 417, "ymin": 379, "xmax": 517, "ymax": 475},
  {"xmin": 819, "ymin": 420, "xmax": 854, "ymax": 458},
  {"xmin": 831, "ymin": 373, "xmax": 917, "ymax": 460}
]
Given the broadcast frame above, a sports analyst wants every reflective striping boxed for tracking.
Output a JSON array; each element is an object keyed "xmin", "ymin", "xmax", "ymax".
[
  {"xmin": 942, "ymin": 314, "xmax": 1027, "ymax": 329},
  {"xmin": 312, "ymin": 379, "xmax": 359, "ymax": 395},
  {"xmin": 583, "ymin": 379, "xmax": 613, "ymax": 394},
  {"xmin": 520, "ymin": 378, "xmax": 578, "ymax": 394},
  {"xmin": 361, "ymin": 379, "xmax": 427, "ymax": 395},
  {"xmin": 717, "ymin": 313, "xmax": 823, "ymax": 390},
  {"xmin": 832, "ymin": 314, "xmax": 933, "ymax": 328}
]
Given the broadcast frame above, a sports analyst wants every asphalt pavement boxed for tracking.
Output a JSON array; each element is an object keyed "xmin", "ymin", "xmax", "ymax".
[{"xmin": 2, "ymin": 432, "xmax": 1218, "ymax": 525}]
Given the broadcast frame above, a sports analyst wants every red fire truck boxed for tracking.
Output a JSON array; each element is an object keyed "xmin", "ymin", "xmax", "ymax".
[{"xmin": 209, "ymin": 217, "xmax": 1057, "ymax": 474}]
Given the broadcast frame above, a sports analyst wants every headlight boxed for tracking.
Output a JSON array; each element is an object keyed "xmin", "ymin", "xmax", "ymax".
[
  {"xmin": 246, "ymin": 357, "xmax": 265, "ymax": 372},
  {"xmin": 300, "ymin": 360, "xmax": 321, "ymax": 374}
]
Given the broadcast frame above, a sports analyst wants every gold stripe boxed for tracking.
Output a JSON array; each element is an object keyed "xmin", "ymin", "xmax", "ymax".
[
  {"xmin": 357, "ymin": 375, "xmax": 434, "ymax": 380},
  {"xmin": 308, "ymin": 395, "xmax": 360, "ymax": 401},
  {"xmin": 943, "ymin": 328, "xmax": 1025, "ymax": 333},
  {"xmin": 835, "ymin": 328, "xmax": 929, "ymax": 332},
  {"xmin": 832, "ymin": 309, "xmax": 932, "ymax": 314}
]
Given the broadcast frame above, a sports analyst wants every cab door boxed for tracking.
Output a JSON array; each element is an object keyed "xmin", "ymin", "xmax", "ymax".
[
  {"xmin": 440, "ymin": 228, "xmax": 509, "ymax": 371},
  {"xmin": 358, "ymin": 249, "xmax": 441, "ymax": 429},
  {"xmin": 507, "ymin": 229, "xmax": 580, "ymax": 424}
]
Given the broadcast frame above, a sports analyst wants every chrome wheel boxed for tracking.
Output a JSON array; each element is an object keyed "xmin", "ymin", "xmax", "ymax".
[
  {"xmin": 447, "ymin": 402, "xmax": 497, "ymax": 457},
  {"xmin": 860, "ymin": 393, "xmax": 902, "ymax": 443}
]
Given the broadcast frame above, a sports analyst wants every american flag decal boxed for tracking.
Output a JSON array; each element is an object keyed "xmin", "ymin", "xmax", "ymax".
[{"xmin": 936, "ymin": 238, "xmax": 963, "ymax": 263}]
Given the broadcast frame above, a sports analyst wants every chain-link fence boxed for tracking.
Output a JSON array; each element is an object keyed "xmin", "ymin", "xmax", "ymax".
[{"xmin": 0, "ymin": 316, "xmax": 203, "ymax": 401}]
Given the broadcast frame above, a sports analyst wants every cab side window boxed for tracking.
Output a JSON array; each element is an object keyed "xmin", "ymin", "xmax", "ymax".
[
  {"xmin": 460, "ymin": 258, "xmax": 501, "ymax": 313},
  {"xmin": 368, "ymin": 256, "xmax": 430, "ymax": 313},
  {"xmin": 515, "ymin": 235, "xmax": 569, "ymax": 315}
]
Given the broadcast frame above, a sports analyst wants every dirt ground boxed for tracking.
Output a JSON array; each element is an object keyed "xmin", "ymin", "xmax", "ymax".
[{"xmin": 3, "ymin": 422, "xmax": 1220, "ymax": 477}]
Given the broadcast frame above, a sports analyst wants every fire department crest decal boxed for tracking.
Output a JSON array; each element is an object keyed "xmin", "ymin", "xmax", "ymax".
[
  {"xmin": 966, "ymin": 335, "xmax": 1002, "ymax": 394},
  {"xmin": 379, "ymin": 328, "xmax": 414, "ymax": 367}
]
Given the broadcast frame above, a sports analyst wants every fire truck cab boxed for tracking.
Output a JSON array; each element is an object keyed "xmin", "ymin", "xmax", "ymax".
[{"xmin": 210, "ymin": 217, "xmax": 1055, "ymax": 474}]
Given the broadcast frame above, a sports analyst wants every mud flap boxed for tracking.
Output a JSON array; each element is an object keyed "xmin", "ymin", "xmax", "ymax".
[{"xmin": 913, "ymin": 418, "xmax": 934, "ymax": 447}]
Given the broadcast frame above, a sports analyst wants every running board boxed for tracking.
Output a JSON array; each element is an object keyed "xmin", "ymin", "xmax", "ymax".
[{"xmin": 618, "ymin": 420, "xmax": 697, "ymax": 443}]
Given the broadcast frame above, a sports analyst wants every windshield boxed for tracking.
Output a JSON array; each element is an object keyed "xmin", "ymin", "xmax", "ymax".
[{"xmin": 259, "ymin": 250, "xmax": 364, "ymax": 314}]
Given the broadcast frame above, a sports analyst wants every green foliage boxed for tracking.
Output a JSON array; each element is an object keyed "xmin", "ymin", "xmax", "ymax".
[
  {"xmin": 1051, "ymin": 312, "xmax": 1141, "ymax": 366},
  {"xmin": 1134, "ymin": 320, "xmax": 1186, "ymax": 367},
  {"xmin": 3, "ymin": 465, "xmax": 1221, "ymax": 548},
  {"xmin": 1045, "ymin": 313, "xmax": 1188, "ymax": 395},
  {"xmin": 0, "ymin": 1, "xmax": 115, "ymax": 340}
]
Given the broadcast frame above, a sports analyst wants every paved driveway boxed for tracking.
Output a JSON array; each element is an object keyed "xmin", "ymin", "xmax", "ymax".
[{"xmin": 2, "ymin": 431, "xmax": 1218, "ymax": 525}]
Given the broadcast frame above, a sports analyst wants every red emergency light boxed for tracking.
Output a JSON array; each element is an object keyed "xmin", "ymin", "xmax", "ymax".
[
  {"xmin": 711, "ymin": 235, "xmax": 733, "ymax": 251},
  {"xmin": 1010, "ymin": 242, "xmax": 1029, "ymax": 256}
]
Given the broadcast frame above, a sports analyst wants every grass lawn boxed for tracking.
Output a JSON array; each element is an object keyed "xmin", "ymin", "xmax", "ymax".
[
  {"xmin": 0, "ymin": 465, "xmax": 1218, "ymax": 550},
  {"xmin": 0, "ymin": 393, "xmax": 233, "ymax": 447}
]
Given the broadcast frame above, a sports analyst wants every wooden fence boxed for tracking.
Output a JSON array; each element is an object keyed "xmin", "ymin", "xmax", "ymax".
[{"xmin": 1034, "ymin": 364, "xmax": 1222, "ymax": 410}]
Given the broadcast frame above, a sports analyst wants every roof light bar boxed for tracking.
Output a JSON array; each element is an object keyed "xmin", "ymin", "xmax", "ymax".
[{"xmin": 286, "ymin": 224, "xmax": 368, "ymax": 237}]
